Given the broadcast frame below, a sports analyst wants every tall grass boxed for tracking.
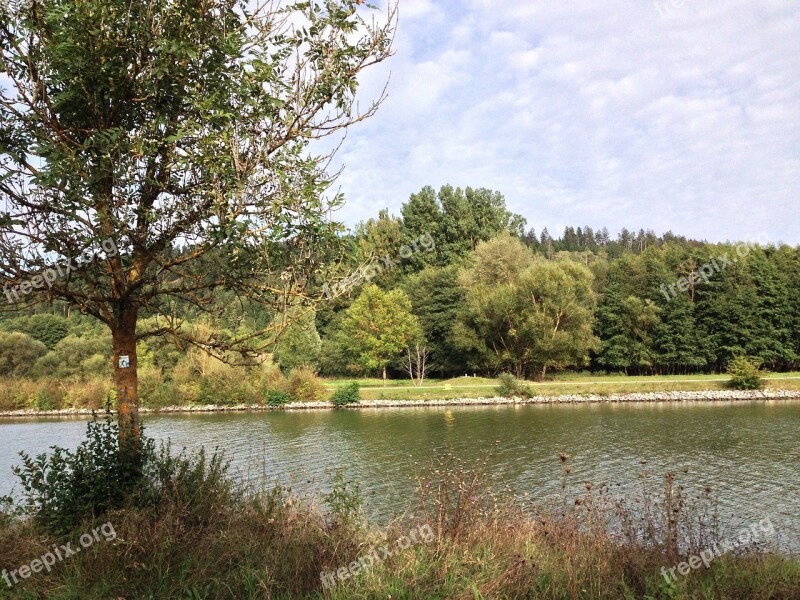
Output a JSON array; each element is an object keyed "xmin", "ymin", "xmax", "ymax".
[{"xmin": 0, "ymin": 431, "xmax": 797, "ymax": 599}]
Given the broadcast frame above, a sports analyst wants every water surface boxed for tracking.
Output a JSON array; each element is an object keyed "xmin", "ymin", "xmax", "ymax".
[{"xmin": 1, "ymin": 401, "xmax": 798, "ymax": 551}]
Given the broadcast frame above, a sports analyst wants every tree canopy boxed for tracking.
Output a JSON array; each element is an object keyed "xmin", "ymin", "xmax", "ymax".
[{"xmin": 0, "ymin": 0, "xmax": 396, "ymax": 446}]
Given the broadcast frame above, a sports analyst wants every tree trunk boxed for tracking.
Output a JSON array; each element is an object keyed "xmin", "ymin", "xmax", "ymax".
[
  {"xmin": 112, "ymin": 304, "xmax": 139, "ymax": 455},
  {"xmin": 382, "ymin": 365, "xmax": 387, "ymax": 388}
]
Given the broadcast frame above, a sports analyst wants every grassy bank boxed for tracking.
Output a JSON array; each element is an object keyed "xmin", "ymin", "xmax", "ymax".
[
  {"xmin": 343, "ymin": 373, "xmax": 800, "ymax": 401},
  {"xmin": 0, "ymin": 424, "xmax": 797, "ymax": 600},
  {"xmin": 2, "ymin": 372, "xmax": 800, "ymax": 414}
]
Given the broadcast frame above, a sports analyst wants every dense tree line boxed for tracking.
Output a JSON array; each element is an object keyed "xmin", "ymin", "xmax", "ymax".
[
  {"xmin": 3, "ymin": 184, "xmax": 799, "ymax": 382},
  {"xmin": 312, "ymin": 185, "xmax": 800, "ymax": 379}
]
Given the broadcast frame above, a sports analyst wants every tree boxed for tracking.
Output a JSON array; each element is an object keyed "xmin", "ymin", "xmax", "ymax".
[
  {"xmin": 459, "ymin": 235, "xmax": 598, "ymax": 379},
  {"xmin": 0, "ymin": 0, "xmax": 396, "ymax": 455},
  {"xmin": 352, "ymin": 209, "xmax": 404, "ymax": 288},
  {"xmin": 31, "ymin": 333, "xmax": 112, "ymax": 379},
  {"xmin": 743, "ymin": 247, "xmax": 795, "ymax": 369},
  {"xmin": 403, "ymin": 265, "xmax": 471, "ymax": 376},
  {"xmin": 595, "ymin": 291, "xmax": 660, "ymax": 375},
  {"xmin": 402, "ymin": 343, "xmax": 430, "ymax": 386},
  {"xmin": 0, "ymin": 331, "xmax": 47, "ymax": 377},
  {"xmin": 563, "ymin": 226, "xmax": 578, "ymax": 251},
  {"xmin": 466, "ymin": 232, "xmax": 534, "ymax": 285},
  {"xmin": 653, "ymin": 291, "xmax": 708, "ymax": 375},
  {"xmin": 339, "ymin": 285, "xmax": 421, "ymax": 385},
  {"xmin": 522, "ymin": 227, "xmax": 539, "ymax": 251},
  {"xmin": 0, "ymin": 313, "xmax": 69, "ymax": 349},
  {"xmin": 399, "ymin": 186, "xmax": 442, "ymax": 271},
  {"xmin": 457, "ymin": 235, "xmax": 537, "ymax": 377},
  {"xmin": 399, "ymin": 185, "xmax": 525, "ymax": 269},
  {"xmin": 272, "ymin": 309, "xmax": 322, "ymax": 373},
  {"xmin": 515, "ymin": 260, "xmax": 599, "ymax": 379},
  {"xmin": 773, "ymin": 245, "xmax": 800, "ymax": 370}
]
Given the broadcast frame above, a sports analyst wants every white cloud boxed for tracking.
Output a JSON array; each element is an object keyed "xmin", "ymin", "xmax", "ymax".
[
  {"xmin": 398, "ymin": 0, "xmax": 438, "ymax": 20},
  {"xmin": 320, "ymin": 0, "xmax": 800, "ymax": 244}
]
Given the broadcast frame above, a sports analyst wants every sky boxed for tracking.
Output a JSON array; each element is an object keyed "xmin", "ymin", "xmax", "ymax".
[{"xmin": 323, "ymin": 0, "xmax": 800, "ymax": 245}]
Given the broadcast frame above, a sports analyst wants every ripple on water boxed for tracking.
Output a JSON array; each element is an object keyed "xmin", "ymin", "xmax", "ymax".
[{"xmin": 1, "ymin": 402, "xmax": 798, "ymax": 552}]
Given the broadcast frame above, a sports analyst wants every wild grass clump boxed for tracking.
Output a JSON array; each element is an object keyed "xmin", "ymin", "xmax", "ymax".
[
  {"xmin": 0, "ymin": 377, "xmax": 112, "ymax": 411},
  {"xmin": 0, "ymin": 481, "xmax": 361, "ymax": 599},
  {"xmin": 1, "ymin": 414, "xmax": 363, "ymax": 599},
  {"xmin": 496, "ymin": 372, "xmax": 532, "ymax": 398},
  {"xmin": 414, "ymin": 445, "xmax": 509, "ymax": 544},
  {"xmin": 285, "ymin": 366, "xmax": 328, "ymax": 403},
  {"xmin": 11, "ymin": 412, "xmax": 236, "ymax": 534},
  {"xmin": 1, "ymin": 431, "xmax": 798, "ymax": 599},
  {"xmin": 347, "ymin": 452, "xmax": 800, "ymax": 600}
]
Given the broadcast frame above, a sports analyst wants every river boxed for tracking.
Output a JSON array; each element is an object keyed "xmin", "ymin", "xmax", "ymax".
[{"xmin": 1, "ymin": 400, "xmax": 798, "ymax": 551}]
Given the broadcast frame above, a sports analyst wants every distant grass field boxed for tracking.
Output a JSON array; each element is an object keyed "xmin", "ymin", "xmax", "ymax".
[{"xmin": 323, "ymin": 373, "xmax": 800, "ymax": 402}]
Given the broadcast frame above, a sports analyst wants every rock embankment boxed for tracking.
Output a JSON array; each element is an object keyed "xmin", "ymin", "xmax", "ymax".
[{"xmin": 1, "ymin": 388, "xmax": 798, "ymax": 418}]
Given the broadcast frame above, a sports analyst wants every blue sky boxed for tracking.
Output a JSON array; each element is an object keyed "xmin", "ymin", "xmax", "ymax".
[{"xmin": 325, "ymin": 0, "xmax": 800, "ymax": 244}]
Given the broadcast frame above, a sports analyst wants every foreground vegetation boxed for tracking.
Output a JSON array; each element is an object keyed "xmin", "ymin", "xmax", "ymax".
[{"xmin": 0, "ymin": 417, "xmax": 798, "ymax": 599}]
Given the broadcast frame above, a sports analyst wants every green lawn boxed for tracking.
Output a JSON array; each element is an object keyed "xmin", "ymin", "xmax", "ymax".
[{"xmin": 321, "ymin": 373, "xmax": 800, "ymax": 402}]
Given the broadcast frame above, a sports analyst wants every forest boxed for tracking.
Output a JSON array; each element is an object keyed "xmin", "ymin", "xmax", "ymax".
[{"xmin": 2, "ymin": 183, "xmax": 798, "ymax": 405}]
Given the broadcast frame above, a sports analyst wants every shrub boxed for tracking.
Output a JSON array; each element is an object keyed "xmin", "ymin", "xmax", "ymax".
[
  {"xmin": 190, "ymin": 367, "xmax": 260, "ymax": 406},
  {"xmin": 323, "ymin": 469, "xmax": 362, "ymax": 527},
  {"xmin": 13, "ymin": 412, "xmax": 235, "ymax": 533},
  {"xmin": 0, "ymin": 379, "xmax": 25, "ymax": 410},
  {"xmin": 61, "ymin": 377, "xmax": 113, "ymax": 409},
  {"xmin": 496, "ymin": 373, "xmax": 531, "ymax": 398},
  {"xmin": 331, "ymin": 382, "xmax": 360, "ymax": 406},
  {"xmin": 726, "ymin": 356, "xmax": 764, "ymax": 390},
  {"xmin": 138, "ymin": 366, "xmax": 181, "ymax": 408},
  {"xmin": 14, "ymin": 413, "xmax": 152, "ymax": 532},
  {"xmin": 265, "ymin": 389, "xmax": 291, "ymax": 406},
  {"xmin": 256, "ymin": 364, "xmax": 289, "ymax": 406},
  {"xmin": 28, "ymin": 387, "xmax": 59, "ymax": 411},
  {"xmin": 286, "ymin": 367, "xmax": 327, "ymax": 403},
  {"xmin": 193, "ymin": 379, "xmax": 217, "ymax": 405},
  {"xmin": 12, "ymin": 380, "xmax": 66, "ymax": 411},
  {"xmin": 259, "ymin": 364, "xmax": 288, "ymax": 390}
]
